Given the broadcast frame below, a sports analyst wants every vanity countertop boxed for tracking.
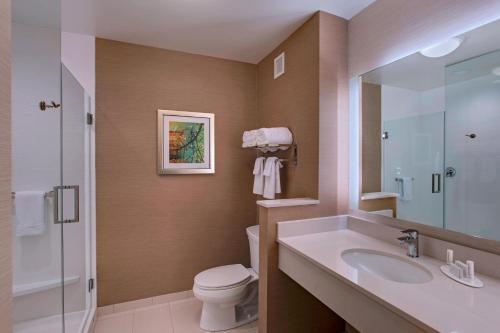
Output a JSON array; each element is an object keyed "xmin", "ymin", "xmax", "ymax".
[{"xmin": 278, "ymin": 227, "xmax": 500, "ymax": 333}]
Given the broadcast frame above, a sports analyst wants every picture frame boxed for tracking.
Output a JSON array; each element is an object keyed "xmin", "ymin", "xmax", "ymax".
[{"xmin": 157, "ymin": 109, "xmax": 215, "ymax": 174}]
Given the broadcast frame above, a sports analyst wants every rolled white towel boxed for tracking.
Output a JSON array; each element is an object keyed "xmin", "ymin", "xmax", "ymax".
[
  {"xmin": 256, "ymin": 127, "xmax": 293, "ymax": 146},
  {"xmin": 242, "ymin": 130, "xmax": 258, "ymax": 147}
]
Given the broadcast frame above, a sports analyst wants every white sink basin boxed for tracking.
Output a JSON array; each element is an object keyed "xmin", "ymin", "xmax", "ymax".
[{"xmin": 341, "ymin": 248, "xmax": 433, "ymax": 284}]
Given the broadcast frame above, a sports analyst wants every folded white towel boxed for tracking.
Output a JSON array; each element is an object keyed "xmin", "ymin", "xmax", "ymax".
[
  {"xmin": 263, "ymin": 157, "xmax": 283, "ymax": 199},
  {"xmin": 14, "ymin": 191, "xmax": 46, "ymax": 237},
  {"xmin": 242, "ymin": 130, "xmax": 258, "ymax": 147},
  {"xmin": 253, "ymin": 157, "xmax": 266, "ymax": 195},
  {"xmin": 256, "ymin": 127, "xmax": 293, "ymax": 146}
]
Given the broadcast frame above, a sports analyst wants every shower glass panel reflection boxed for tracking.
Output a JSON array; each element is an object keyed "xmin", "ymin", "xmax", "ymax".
[
  {"xmin": 382, "ymin": 111, "xmax": 444, "ymax": 227},
  {"xmin": 444, "ymin": 49, "xmax": 500, "ymax": 239},
  {"xmin": 379, "ymin": 83, "xmax": 445, "ymax": 228}
]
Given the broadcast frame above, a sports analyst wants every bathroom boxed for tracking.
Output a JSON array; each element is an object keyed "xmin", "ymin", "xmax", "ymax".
[{"xmin": 2, "ymin": 1, "xmax": 500, "ymax": 333}]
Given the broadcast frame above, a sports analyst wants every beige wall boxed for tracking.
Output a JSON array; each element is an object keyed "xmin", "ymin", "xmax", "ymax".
[
  {"xmin": 257, "ymin": 12, "xmax": 349, "ymax": 215},
  {"xmin": 318, "ymin": 11, "xmax": 349, "ymax": 215},
  {"xmin": 257, "ymin": 14, "xmax": 319, "ymax": 199},
  {"xmin": 257, "ymin": 12, "xmax": 349, "ymax": 333},
  {"xmin": 360, "ymin": 82, "xmax": 381, "ymax": 193},
  {"xmin": 0, "ymin": 0, "xmax": 12, "ymax": 331},
  {"xmin": 96, "ymin": 39, "xmax": 259, "ymax": 306},
  {"xmin": 96, "ymin": 10, "xmax": 349, "ymax": 307},
  {"xmin": 348, "ymin": 0, "xmax": 500, "ymax": 76}
]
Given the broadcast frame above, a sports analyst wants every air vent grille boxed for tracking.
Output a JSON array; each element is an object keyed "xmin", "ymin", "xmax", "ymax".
[{"xmin": 274, "ymin": 52, "xmax": 285, "ymax": 79}]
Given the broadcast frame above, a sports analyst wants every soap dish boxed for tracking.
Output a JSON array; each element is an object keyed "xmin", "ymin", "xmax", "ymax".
[{"xmin": 440, "ymin": 265, "xmax": 484, "ymax": 288}]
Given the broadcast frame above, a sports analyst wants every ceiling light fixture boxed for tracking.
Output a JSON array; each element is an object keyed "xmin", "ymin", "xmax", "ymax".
[{"xmin": 420, "ymin": 37, "xmax": 463, "ymax": 58}]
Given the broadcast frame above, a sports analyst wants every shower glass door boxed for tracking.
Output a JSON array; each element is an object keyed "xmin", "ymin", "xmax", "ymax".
[
  {"xmin": 11, "ymin": 0, "xmax": 63, "ymax": 331},
  {"xmin": 61, "ymin": 65, "xmax": 93, "ymax": 333},
  {"xmin": 12, "ymin": 1, "xmax": 93, "ymax": 332},
  {"xmin": 444, "ymin": 49, "xmax": 500, "ymax": 239}
]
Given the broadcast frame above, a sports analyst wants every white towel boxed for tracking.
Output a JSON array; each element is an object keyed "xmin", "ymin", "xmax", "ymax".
[
  {"xmin": 256, "ymin": 127, "xmax": 293, "ymax": 146},
  {"xmin": 275, "ymin": 159, "xmax": 283, "ymax": 194},
  {"xmin": 242, "ymin": 130, "xmax": 258, "ymax": 147},
  {"xmin": 263, "ymin": 157, "xmax": 283, "ymax": 199},
  {"xmin": 399, "ymin": 177, "xmax": 413, "ymax": 201},
  {"xmin": 253, "ymin": 157, "xmax": 266, "ymax": 195},
  {"xmin": 14, "ymin": 191, "xmax": 46, "ymax": 237}
]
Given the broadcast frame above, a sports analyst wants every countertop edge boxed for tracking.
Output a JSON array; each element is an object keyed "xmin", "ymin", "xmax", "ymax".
[{"xmin": 257, "ymin": 198, "xmax": 320, "ymax": 208}]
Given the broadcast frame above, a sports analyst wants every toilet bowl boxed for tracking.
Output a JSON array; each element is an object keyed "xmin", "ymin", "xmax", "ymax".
[{"xmin": 193, "ymin": 225, "xmax": 259, "ymax": 332}]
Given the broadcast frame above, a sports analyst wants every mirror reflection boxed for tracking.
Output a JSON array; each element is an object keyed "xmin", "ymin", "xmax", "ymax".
[{"xmin": 359, "ymin": 19, "xmax": 500, "ymax": 241}]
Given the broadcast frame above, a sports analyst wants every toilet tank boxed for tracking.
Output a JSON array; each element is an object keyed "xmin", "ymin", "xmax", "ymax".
[{"xmin": 246, "ymin": 225, "xmax": 259, "ymax": 274}]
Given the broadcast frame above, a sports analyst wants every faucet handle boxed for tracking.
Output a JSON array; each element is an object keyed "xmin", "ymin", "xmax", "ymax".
[
  {"xmin": 397, "ymin": 236, "xmax": 410, "ymax": 244},
  {"xmin": 401, "ymin": 229, "xmax": 418, "ymax": 238}
]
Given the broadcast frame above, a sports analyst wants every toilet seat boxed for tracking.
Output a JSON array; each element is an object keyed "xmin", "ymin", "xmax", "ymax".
[{"xmin": 195, "ymin": 264, "xmax": 251, "ymax": 290}]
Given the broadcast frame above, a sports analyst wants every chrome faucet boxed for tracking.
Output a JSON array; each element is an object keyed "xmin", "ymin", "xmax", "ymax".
[{"xmin": 398, "ymin": 229, "xmax": 419, "ymax": 258}]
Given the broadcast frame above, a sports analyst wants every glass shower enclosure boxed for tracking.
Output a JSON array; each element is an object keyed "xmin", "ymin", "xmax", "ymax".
[
  {"xmin": 380, "ymin": 48, "xmax": 500, "ymax": 241},
  {"xmin": 444, "ymin": 49, "xmax": 500, "ymax": 240},
  {"xmin": 11, "ymin": 0, "xmax": 94, "ymax": 332}
]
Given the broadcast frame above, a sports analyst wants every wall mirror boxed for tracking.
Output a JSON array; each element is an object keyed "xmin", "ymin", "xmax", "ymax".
[{"xmin": 358, "ymin": 18, "xmax": 500, "ymax": 242}]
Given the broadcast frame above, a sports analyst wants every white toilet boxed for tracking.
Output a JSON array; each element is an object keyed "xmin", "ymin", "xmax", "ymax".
[{"xmin": 193, "ymin": 225, "xmax": 259, "ymax": 331}]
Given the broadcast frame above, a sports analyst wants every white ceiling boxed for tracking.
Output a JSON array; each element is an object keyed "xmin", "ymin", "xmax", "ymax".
[
  {"xmin": 362, "ymin": 19, "xmax": 500, "ymax": 91},
  {"xmin": 56, "ymin": 0, "xmax": 375, "ymax": 64}
]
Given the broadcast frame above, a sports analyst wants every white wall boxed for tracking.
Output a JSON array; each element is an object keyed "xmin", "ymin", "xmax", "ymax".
[
  {"xmin": 62, "ymin": 32, "xmax": 95, "ymax": 100},
  {"xmin": 381, "ymin": 86, "xmax": 444, "ymax": 121}
]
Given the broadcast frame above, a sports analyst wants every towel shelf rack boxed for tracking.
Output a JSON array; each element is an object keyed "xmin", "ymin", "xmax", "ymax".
[
  {"xmin": 11, "ymin": 191, "xmax": 54, "ymax": 199},
  {"xmin": 243, "ymin": 143, "xmax": 298, "ymax": 166}
]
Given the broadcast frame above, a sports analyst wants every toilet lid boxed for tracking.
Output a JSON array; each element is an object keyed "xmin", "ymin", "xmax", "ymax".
[{"xmin": 195, "ymin": 264, "xmax": 251, "ymax": 290}]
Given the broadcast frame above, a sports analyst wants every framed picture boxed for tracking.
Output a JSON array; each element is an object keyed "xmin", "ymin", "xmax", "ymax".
[{"xmin": 157, "ymin": 110, "xmax": 215, "ymax": 174}]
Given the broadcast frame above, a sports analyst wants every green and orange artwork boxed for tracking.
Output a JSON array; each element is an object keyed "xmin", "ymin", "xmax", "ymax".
[{"xmin": 168, "ymin": 121, "xmax": 205, "ymax": 163}]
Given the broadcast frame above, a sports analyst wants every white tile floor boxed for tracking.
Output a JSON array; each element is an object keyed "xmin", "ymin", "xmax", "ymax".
[{"xmin": 94, "ymin": 297, "xmax": 258, "ymax": 333}]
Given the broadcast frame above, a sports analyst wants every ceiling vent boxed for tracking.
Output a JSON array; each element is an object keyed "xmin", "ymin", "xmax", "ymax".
[{"xmin": 274, "ymin": 52, "xmax": 285, "ymax": 79}]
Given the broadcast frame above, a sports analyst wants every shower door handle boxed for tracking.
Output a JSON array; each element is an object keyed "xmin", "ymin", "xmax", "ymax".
[
  {"xmin": 432, "ymin": 173, "xmax": 441, "ymax": 193},
  {"xmin": 53, "ymin": 185, "xmax": 80, "ymax": 224}
]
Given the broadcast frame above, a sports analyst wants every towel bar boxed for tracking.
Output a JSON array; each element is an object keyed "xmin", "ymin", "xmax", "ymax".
[
  {"xmin": 243, "ymin": 143, "xmax": 298, "ymax": 166},
  {"xmin": 11, "ymin": 191, "xmax": 54, "ymax": 199},
  {"xmin": 395, "ymin": 177, "xmax": 414, "ymax": 182}
]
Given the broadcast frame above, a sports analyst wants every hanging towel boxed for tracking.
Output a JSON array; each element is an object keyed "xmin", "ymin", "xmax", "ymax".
[
  {"xmin": 399, "ymin": 177, "xmax": 413, "ymax": 201},
  {"xmin": 263, "ymin": 157, "xmax": 283, "ymax": 199},
  {"xmin": 275, "ymin": 159, "xmax": 283, "ymax": 195},
  {"xmin": 14, "ymin": 191, "xmax": 46, "ymax": 237},
  {"xmin": 256, "ymin": 128, "xmax": 293, "ymax": 146},
  {"xmin": 242, "ymin": 130, "xmax": 258, "ymax": 148},
  {"xmin": 253, "ymin": 157, "xmax": 266, "ymax": 195}
]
